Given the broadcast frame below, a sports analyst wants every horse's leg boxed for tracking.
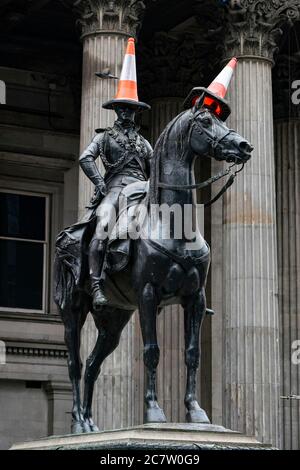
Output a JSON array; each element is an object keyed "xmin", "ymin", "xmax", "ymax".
[
  {"xmin": 182, "ymin": 288, "xmax": 210, "ymax": 424},
  {"xmin": 82, "ymin": 307, "xmax": 133, "ymax": 432},
  {"xmin": 60, "ymin": 296, "xmax": 89, "ymax": 434},
  {"xmin": 139, "ymin": 282, "xmax": 167, "ymax": 423}
]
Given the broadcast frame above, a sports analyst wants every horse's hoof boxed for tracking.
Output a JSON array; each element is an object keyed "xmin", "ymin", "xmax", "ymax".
[
  {"xmin": 83, "ymin": 417, "xmax": 100, "ymax": 433},
  {"xmin": 82, "ymin": 421, "xmax": 91, "ymax": 433},
  {"xmin": 186, "ymin": 408, "xmax": 210, "ymax": 424},
  {"xmin": 145, "ymin": 407, "xmax": 167, "ymax": 424},
  {"xmin": 90, "ymin": 423, "xmax": 100, "ymax": 432},
  {"xmin": 71, "ymin": 421, "xmax": 85, "ymax": 434}
]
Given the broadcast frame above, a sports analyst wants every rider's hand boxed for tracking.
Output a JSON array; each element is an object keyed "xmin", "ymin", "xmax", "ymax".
[
  {"xmin": 86, "ymin": 183, "xmax": 107, "ymax": 209},
  {"xmin": 97, "ymin": 182, "xmax": 107, "ymax": 197}
]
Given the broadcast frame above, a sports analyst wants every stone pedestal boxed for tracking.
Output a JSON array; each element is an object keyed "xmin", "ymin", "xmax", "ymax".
[{"xmin": 10, "ymin": 423, "xmax": 272, "ymax": 450}]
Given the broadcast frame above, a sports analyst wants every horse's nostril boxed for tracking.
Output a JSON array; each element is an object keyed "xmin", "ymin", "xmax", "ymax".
[{"xmin": 239, "ymin": 141, "xmax": 253, "ymax": 153}]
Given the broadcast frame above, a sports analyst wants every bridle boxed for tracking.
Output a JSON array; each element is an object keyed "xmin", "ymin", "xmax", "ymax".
[{"xmin": 157, "ymin": 107, "xmax": 245, "ymax": 207}]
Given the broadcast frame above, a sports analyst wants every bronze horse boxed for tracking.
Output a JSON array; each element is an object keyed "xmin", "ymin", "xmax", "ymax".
[{"xmin": 54, "ymin": 94, "xmax": 252, "ymax": 433}]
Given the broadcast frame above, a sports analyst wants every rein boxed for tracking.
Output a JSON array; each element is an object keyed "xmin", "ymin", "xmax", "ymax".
[
  {"xmin": 157, "ymin": 163, "xmax": 244, "ymax": 207},
  {"xmin": 157, "ymin": 109, "xmax": 245, "ymax": 207}
]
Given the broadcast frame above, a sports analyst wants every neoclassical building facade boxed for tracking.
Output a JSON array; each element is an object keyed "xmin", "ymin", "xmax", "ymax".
[{"xmin": 0, "ymin": 0, "xmax": 299, "ymax": 450}]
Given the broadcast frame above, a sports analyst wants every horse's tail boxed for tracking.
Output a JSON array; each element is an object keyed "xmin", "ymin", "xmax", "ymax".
[
  {"xmin": 53, "ymin": 229, "xmax": 84, "ymax": 311},
  {"xmin": 53, "ymin": 249, "xmax": 76, "ymax": 311}
]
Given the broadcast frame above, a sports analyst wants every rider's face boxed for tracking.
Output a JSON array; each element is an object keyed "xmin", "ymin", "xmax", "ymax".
[{"xmin": 115, "ymin": 106, "xmax": 136, "ymax": 124}]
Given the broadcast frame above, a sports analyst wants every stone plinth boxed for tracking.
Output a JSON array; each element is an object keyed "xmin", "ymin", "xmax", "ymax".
[{"xmin": 10, "ymin": 423, "xmax": 273, "ymax": 450}]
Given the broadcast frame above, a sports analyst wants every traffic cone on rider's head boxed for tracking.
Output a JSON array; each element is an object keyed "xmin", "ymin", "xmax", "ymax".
[
  {"xmin": 183, "ymin": 58, "xmax": 237, "ymax": 121},
  {"xmin": 102, "ymin": 38, "xmax": 150, "ymax": 111}
]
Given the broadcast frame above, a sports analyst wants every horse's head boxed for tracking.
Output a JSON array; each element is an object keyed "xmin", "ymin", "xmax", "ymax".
[{"xmin": 189, "ymin": 97, "xmax": 253, "ymax": 165}]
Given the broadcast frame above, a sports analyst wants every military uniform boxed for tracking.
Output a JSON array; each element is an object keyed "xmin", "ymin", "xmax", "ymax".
[{"xmin": 79, "ymin": 121, "xmax": 153, "ymax": 306}]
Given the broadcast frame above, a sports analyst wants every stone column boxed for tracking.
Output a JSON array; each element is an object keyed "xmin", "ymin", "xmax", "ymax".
[
  {"xmin": 150, "ymin": 97, "xmax": 186, "ymax": 423},
  {"xmin": 150, "ymin": 97, "xmax": 182, "ymax": 142},
  {"xmin": 72, "ymin": 0, "xmax": 146, "ymax": 430},
  {"xmin": 224, "ymin": 54, "xmax": 280, "ymax": 447},
  {"xmin": 138, "ymin": 29, "xmax": 216, "ymax": 421},
  {"xmin": 275, "ymin": 119, "xmax": 300, "ymax": 449},
  {"xmin": 218, "ymin": 1, "xmax": 300, "ymax": 447},
  {"xmin": 273, "ymin": 56, "xmax": 300, "ymax": 450}
]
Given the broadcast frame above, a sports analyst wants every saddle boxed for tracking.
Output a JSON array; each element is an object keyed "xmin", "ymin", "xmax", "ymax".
[{"xmin": 106, "ymin": 180, "xmax": 149, "ymax": 273}]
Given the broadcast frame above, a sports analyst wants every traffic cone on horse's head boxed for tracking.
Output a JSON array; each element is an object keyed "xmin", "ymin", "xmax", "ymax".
[
  {"xmin": 183, "ymin": 58, "xmax": 237, "ymax": 121},
  {"xmin": 206, "ymin": 58, "xmax": 237, "ymax": 99},
  {"xmin": 102, "ymin": 38, "xmax": 150, "ymax": 112}
]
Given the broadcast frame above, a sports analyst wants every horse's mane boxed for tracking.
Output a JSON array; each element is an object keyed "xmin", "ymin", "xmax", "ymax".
[{"xmin": 149, "ymin": 110, "xmax": 190, "ymax": 205}]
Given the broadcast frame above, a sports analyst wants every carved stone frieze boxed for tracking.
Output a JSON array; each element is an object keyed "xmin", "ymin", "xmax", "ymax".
[
  {"xmin": 222, "ymin": 0, "xmax": 300, "ymax": 60},
  {"xmin": 61, "ymin": 0, "xmax": 148, "ymax": 37}
]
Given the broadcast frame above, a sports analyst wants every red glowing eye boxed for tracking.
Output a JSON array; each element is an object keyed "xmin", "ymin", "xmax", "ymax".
[
  {"xmin": 204, "ymin": 97, "xmax": 214, "ymax": 107},
  {"xmin": 215, "ymin": 105, "xmax": 222, "ymax": 116},
  {"xmin": 204, "ymin": 96, "xmax": 222, "ymax": 117}
]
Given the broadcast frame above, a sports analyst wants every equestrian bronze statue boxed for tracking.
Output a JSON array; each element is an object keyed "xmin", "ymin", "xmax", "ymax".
[{"xmin": 54, "ymin": 41, "xmax": 253, "ymax": 433}]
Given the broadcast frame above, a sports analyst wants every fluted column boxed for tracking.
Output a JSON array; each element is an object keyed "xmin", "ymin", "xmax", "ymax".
[
  {"xmin": 224, "ymin": 57, "xmax": 279, "ymax": 446},
  {"xmin": 72, "ymin": 0, "xmax": 146, "ymax": 430},
  {"xmin": 78, "ymin": 33, "xmax": 127, "ymax": 218},
  {"xmin": 218, "ymin": 1, "xmax": 300, "ymax": 447},
  {"xmin": 272, "ymin": 54, "xmax": 300, "ymax": 449},
  {"xmin": 150, "ymin": 98, "xmax": 182, "ymax": 143},
  {"xmin": 275, "ymin": 120, "xmax": 300, "ymax": 450},
  {"xmin": 273, "ymin": 55, "xmax": 300, "ymax": 450},
  {"xmin": 150, "ymin": 97, "xmax": 187, "ymax": 423}
]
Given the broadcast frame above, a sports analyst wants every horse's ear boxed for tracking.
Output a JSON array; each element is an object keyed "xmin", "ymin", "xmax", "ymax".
[{"xmin": 194, "ymin": 93, "xmax": 205, "ymax": 109}]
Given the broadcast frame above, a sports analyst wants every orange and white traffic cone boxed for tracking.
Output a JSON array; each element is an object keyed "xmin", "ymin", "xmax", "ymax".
[
  {"xmin": 206, "ymin": 58, "xmax": 237, "ymax": 99},
  {"xmin": 183, "ymin": 58, "xmax": 237, "ymax": 121},
  {"xmin": 102, "ymin": 37, "xmax": 150, "ymax": 111}
]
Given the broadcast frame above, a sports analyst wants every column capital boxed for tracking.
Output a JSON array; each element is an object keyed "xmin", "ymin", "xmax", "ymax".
[
  {"xmin": 63, "ymin": 0, "xmax": 147, "ymax": 39},
  {"xmin": 223, "ymin": 0, "xmax": 300, "ymax": 61}
]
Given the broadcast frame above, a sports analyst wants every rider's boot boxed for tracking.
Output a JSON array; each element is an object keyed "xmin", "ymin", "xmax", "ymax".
[{"xmin": 89, "ymin": 239, "xmax": 108, "ymax": 309}]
